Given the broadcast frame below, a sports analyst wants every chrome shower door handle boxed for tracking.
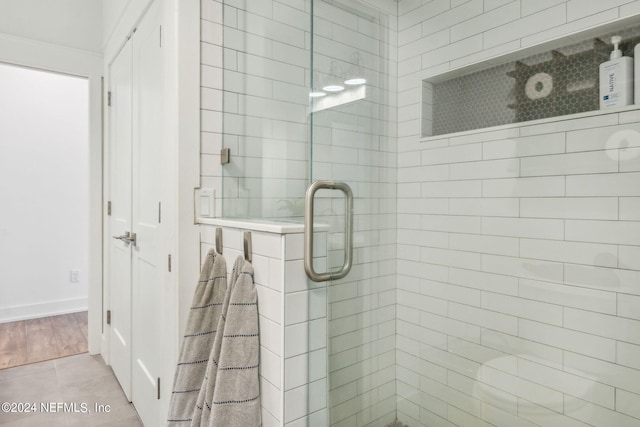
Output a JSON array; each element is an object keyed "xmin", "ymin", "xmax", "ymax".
[
  {"xmin": 113, "ymin": 231, "xmax": 137, "ymax": 246},
  {"xmin": 304, "ymin": 180, "xmax": 353, "ymax": 282}
]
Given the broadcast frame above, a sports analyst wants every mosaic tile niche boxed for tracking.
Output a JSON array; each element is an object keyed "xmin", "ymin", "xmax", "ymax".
[{"xmin": 423, "ymin": 25, "xmax": 640, "ymax": 137}]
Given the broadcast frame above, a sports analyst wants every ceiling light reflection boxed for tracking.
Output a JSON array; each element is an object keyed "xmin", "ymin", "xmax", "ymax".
[
  {"xmin": 322, "ymin": 85, "xmax": 344, "ymax": 92},
  {"xmin": 344, "ymin": 78, "xmax": 366, "ymax": 85}
]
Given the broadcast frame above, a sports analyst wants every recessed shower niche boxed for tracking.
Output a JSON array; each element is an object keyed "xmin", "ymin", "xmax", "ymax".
[{"xmin": 422, "ymin": 21, "xmax": 640, "ymax": 137}]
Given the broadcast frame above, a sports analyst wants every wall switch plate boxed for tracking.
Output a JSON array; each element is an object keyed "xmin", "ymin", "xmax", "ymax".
[
  {"xmin": 70, "ymin": 269, "xmax": 80, "ymax": 282},
  {"xmin": 196, "ymin": 188, "xmax": 215, "ymax": 218}
]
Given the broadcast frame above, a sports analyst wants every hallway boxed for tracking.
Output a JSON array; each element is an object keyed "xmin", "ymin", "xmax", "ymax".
[{"xmin": 0, "ymin": 353, "xmax": 142, "ymax": 426}]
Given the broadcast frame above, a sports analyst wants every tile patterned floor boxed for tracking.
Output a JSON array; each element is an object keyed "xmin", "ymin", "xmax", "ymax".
[{"xmin": 0, "ymin": 353, "xmax": 143, "ymax": 426}]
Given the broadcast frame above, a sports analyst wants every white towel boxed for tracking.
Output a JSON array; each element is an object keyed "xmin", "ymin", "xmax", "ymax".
[
  {"xmin": 167, "ymin": 249, "xmax": 227, "ymax": 426},
  {"xmin": 193, "ymin": 256, "xmax": 261, "ymax": 427}
]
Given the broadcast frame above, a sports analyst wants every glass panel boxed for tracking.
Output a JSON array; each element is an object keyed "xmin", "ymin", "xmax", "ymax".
[
  {"xmin": 218, "ymin": 2, "xmax": 640, "ymax": 426},
  {"xmin": 220, "ymin": 2, "xmax": 311, "ymax": 219},
  {"xmin": 310, "ymin": 1, "xmax": 397, "ymax": 425}
]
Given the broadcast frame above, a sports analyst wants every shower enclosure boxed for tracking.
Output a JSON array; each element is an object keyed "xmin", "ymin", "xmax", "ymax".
[
  {"xmin": 212, "ymin": 0, "xmax": 640, "ymax": 426},
  {"xmin": 307, "ymin": 1, "xmax": 397, "ymax": 426},
  {"xmin": 219, "ymin": 1, "xmax": 396, "ymax": 424}
]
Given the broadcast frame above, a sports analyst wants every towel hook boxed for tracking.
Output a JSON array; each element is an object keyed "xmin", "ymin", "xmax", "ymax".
[
  {"xmin": 243, "ymin": 231, "xmax": 252, "ymax": 263},
  {"xmin": 215, "ymin": 227, "xmax": 223, "ymax": 255}
]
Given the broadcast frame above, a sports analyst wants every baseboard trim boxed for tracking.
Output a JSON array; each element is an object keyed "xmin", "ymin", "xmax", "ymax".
[{"xmin": 0, "ymin": 298, "xmax": 88, "ymax": 323}]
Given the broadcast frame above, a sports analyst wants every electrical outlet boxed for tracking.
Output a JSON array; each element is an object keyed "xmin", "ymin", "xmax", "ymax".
[{"xmin": 70, "ymin": 270, "xmax": 80, "ymax": 283}]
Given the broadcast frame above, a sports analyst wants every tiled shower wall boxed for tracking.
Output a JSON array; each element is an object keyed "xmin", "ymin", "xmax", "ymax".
[
  {"xmin": 200, "ymin": 0, "xmax": 224, "ymax": 217},
  {"xmin": 201, "ymin": 0, "xmax": 310, "ymax": 219},
  {"xmin": 200, "ymin": 0, "xmax": 398, "ymax": 426},
  {"xmin": 397, "ymin": 1, "xmax": 640, "ymax": 427},
  {"xmin": 310, "ymin": 1, "xmax": 398, "ymax": 426},
  {"xmin": 199, "ymin": 224, "xmax": 329, "ymax": 426}
]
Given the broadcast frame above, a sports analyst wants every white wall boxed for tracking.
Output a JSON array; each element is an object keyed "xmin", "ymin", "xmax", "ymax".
[
  {"xmin": 397, "ymin": 1, "xmax": 640, "ymax": 427},
  {"xmin": 0, "ymin": 63, "xmax": 89, "ymax": 322},
  {"xmin": 0, "ymin": 2, "xmax": 102, "ymax": 353}
]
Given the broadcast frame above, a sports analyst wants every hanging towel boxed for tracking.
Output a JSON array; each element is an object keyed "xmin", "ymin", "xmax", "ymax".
[
  {"xmin": 190, "ymin": 256, "xmax": 240, "ymax": 427},
  {"xmin": 208, "ymin": 256, "xmax": 261, "ymax": 427},
  {"xmin": 196, "ymin": 256, "xmax": 261, "ymax": 427},
  {"xmin": 167, "ymin": 249, "xmax": 227, "ymax": 426}
]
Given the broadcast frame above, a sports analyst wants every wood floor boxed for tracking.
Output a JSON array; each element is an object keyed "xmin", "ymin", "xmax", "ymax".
[{"xmin": 0, "ymin": 311, "xmax": 88, "ymax": 370}]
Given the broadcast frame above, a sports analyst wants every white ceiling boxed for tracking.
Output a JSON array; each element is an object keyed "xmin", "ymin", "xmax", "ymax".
[{"xmin": 0, "ymin": 0, "xmax": 103, "ymax": 53}]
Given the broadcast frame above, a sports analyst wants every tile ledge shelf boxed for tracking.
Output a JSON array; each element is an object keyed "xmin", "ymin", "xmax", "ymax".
[
  {"xmin": 420, "ymin": 103, "xmax": 640, "ymax": 143},
  {"xmin": 197, "ymin": 217, "xmax": 330, "ymax": 234}
]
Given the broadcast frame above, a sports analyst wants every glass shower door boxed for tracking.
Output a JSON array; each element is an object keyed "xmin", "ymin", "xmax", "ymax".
[{"xmin": 307, "ymin": 1, "xmax": 397, "ymax": 425}]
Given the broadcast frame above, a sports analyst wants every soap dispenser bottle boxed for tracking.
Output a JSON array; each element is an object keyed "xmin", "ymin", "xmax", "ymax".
[{"xmin": 600, "ymin": 35, "xmax": 633, "ymax": 109}]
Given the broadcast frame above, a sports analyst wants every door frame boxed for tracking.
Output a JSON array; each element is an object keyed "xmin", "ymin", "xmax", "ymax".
[{"xmin": 0, "ymin": 32, "xmax": 103, "ymax": 354}]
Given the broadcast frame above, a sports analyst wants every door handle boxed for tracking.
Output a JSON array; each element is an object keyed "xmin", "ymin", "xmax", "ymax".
[
  {"xmin": 113, "ymin": 231, "xmax": 137, "ymax": 246},
  {"xmin": 304, "ymin": 180, "xmax": 353, "ymax": 282}
]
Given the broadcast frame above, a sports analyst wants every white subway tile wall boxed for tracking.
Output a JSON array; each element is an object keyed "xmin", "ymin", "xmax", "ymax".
[
  {"xmin": 200, "ymin": 226, "xmax": 286, "ymax": 426},
  {"xmin": 226, "ymin": 0, "xmax": 309, "ymax": 219},
  {"xmin": 200, "ymin": 0, "xmax": 640, "ymax": 426},
  {"xmin": 200, "ymin": 225, "xmax": 329, "ymax": 427},
  {"xmin": 312, "ymin": 1, "xmax": 398, "ymax": 425},
  {"xmin": 201, "ymin": 0, "xmax": 398, "ymax": 425},
  {"xmin": 201, "ymin": 0, "xmax": 224, "ymax": 217},
  {"xmin": 398, "ymin": 1, "xmax": 640, "ymax": 427}
]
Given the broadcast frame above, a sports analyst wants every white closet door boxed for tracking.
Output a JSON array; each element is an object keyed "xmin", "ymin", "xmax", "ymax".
[
  {"xmin": 131, "ymin": 1, "xmax": 165, "ymax": 425},
  {"xmin": 108, "ymin": 2, "xmax": 166, "ymax": 424},
  {"xmin": 108, "ymin": 39, "xmax": 133, "ymax": 401}
]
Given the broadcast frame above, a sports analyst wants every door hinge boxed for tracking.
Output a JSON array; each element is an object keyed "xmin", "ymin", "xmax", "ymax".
[
  {"xmin": 159, "ymin": 25, "xmax": 162, "ymax": 47},
  {"xmin": 106, "ymin": 310, "xmax": 111, "ymax": 325},
  {"xmin": 107, "ymin": 201, "xmax": 112, "ymax": 216},
  {"xmin": 158, "ymin": 202, "xmax": 162, "ymax": 223},
  {"xmin": 157, "ymin": 377, "xmax": 161, "ymax": 399},
  {"xmin": 107, "ymin": 91, "xmax": 112, "ymax": 107},
  {"xmin": 168, "ymin": 254, "xmax": 172, "ymax": 272}
]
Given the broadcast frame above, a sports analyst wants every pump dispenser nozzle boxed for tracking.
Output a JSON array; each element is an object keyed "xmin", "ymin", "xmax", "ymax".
[{"xmin": 611, "ymin": 35, "xmax": 623, "ymax": 60}]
